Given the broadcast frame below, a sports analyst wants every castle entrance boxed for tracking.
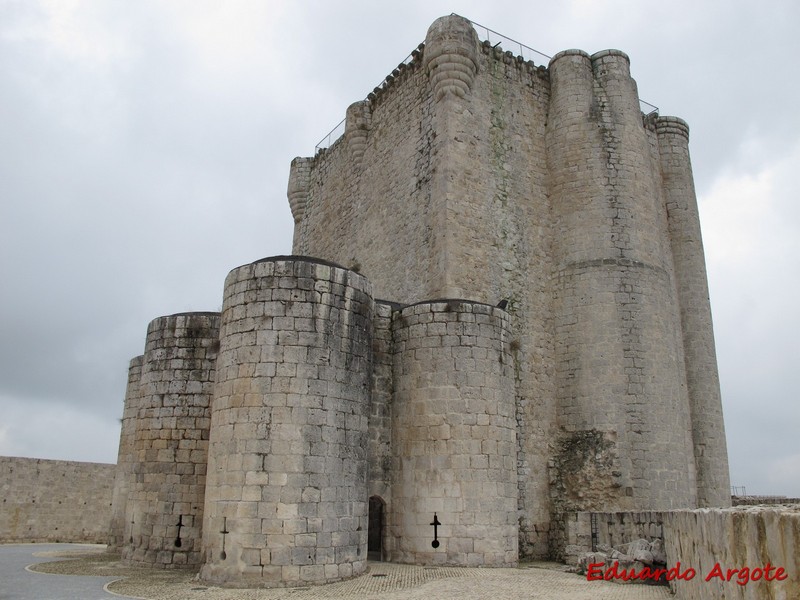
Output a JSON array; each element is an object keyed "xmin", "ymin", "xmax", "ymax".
[{"xmin": 368, "ymin": 496, "xmax": 384, "ymax": 561}]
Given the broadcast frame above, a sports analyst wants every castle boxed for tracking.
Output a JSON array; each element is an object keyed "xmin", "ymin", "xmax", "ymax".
[{"xmin": 107, "ymin": 14, "xmax": 731, "ymax": 588}]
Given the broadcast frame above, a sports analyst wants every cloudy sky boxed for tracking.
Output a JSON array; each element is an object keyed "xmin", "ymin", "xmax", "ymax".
[{"xmin": 1, "ymin": 0, "xmax": 798, "ymax": 498}]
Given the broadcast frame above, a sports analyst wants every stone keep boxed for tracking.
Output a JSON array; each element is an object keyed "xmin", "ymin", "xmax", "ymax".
[{"xmin": 109, "ymin": 14, "xmax": 730, "ymax": 587}]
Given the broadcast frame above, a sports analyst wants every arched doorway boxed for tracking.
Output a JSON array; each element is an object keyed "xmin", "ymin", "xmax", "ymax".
[{"xmin": 368, "ymin": 496, "xmax": 385, "ymax": 561}]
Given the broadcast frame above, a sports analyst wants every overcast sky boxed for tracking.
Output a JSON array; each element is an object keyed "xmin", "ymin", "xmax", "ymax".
[{"xmin": 1, "ymin": 0, "xmax": 798, "ymax": 499}]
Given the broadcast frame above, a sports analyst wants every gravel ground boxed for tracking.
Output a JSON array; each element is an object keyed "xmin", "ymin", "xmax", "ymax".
[{"xmin": 27, "ymin": 546, "xmax": 673, "ymax": 600}]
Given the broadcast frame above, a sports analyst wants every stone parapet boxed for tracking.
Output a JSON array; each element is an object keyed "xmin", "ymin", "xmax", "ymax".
[
  {"xmin": 563, "ymin": 506, "xmax": 799, "ymax": 600},
  {"xmin": 664, "ymin": 505, "xmax": 799, "ymax": 599}
]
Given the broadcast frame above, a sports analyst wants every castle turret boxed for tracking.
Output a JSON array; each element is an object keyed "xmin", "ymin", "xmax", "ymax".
[
  {"xmin": 287, "ymin": 157, "xmax": 312, "ymax": 224},
  {"xmin": 423, "ymin": 14, "xmax": 479, "ymax": 101},
  {"xmin": 108, "ymin": 355, "xmax": 143, "ymax": 552},
  {"xmin": 345, "ymin": 101, "xmax": 371, "ymax": 169},
  {"xmin": 124, "ymin": 312, "xmax": 220, "ymax": 567},
  {"xmin": 545, "ymin": 49, "xmax": 698, "ymax": 550},
  {"xmin": 200, "ymin": 257, "xmax": 372, "ymax": 587},
  {"xmin": 390, "ymin": 300, "xmax": 518, "ymax": 567},
  {"xmin": 424, "ymin": 15, "xmax": 480, "ymax": 299},
  {"xmin": 656, "ymin": 116, "xmax": 731, "ymax": 507}
]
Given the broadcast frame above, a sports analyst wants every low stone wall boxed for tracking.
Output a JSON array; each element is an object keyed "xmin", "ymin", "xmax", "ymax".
[
  {"xmin": 732, "ymin": 496, "xmax": 800, "ymax": 506},
  {"xmin": 0, "ymin": 456, "xmax": 115, "ymax": 543},
  {"xmin": 663, "ymin": 505, "xmax": 799, "ymax": 600},
  {"xmin": 565, "ymin": 506, "xmax": 799, "ymax": 598},
  {"xmin": 563, "ymin": 511, "xmax": 664, "ymax": 565}
]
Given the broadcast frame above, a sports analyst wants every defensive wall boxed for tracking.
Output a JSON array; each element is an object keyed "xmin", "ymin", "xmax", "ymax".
[{"xmin": 0, "ymin": 456, "xmax": 114, "ymax": 543}]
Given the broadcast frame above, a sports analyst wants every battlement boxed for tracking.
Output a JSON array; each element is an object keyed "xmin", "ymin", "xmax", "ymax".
[{"xmin": 314, "ymin": 15, "xmax": 658, "ymax": 157}]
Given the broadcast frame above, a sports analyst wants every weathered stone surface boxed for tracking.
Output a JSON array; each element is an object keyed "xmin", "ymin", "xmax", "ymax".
[
  {"xmin": 200, "ymin": 258, "xmax": 371, "ymax": 587},
  {"xmin": 663, "ymin": 505, "xmax": 800, "ymax": 600},
  {"xmin": 108, "ymin": 355, "xmax": 143, "ymax": 552},
  {"xmin": 123, "ymin": 312, "xmax": 220, "ymax": 568},
  {"xmin": 0, "ymin": 457, "xmax": 114, "ymax": 543},
  {"xmin": 389, "ymin": 301, "xmax": 518, "ymax": 567},
  {"xmin": 574, "ymin": 538, "xmax": 667, "ymax": 585},
  {"xmin": 290, "ymin": 14, "xmax": 729, "ymax": 561},
  {"xmin": 99, "ymin": 13, "xmax": 733, "ymax": 588}
]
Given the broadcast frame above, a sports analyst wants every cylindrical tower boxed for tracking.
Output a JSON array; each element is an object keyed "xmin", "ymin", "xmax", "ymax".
[
  {"xmin": 546, "ymin": 48, "xmax": 697, "ymax": 541},
  {"xmin": 108, "ymin": 354, "xmax": 143, "ymax": 552},
  {"xmin": 390, "ymin": 300, "xmax": 517, "ymax": 567},
  {"xmin": 200, "ymin": 256, "xmax": 373, "ymax": 588},
  {"xmin": 423, "ymin": 15, "xmax": 478, "ymax": 102},
  {"xmin": 656, "ymin": 116, "xmax": 731, "ymax": 507},
  {"xmin": 287, "ymin": 157, "xmax": 312, "ymax": 227},
  {"xmin": 345, "ymin": 101, "xmax": 371, "ymax": 169},
  {"xmin": 423, "ymin": 15, "xmax": 480, "ymax": 299},
  {"xmin": 124, "ymin": 312, "xmax": 220, "ymax": 567}
]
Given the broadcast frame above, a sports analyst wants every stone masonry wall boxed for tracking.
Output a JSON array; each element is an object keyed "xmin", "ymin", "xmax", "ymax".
[
  {"xmin": 124, "ymin": 312, "xmax": 220, "ymax": 568},
  {"xmin": 108, "ymin": 355, "xmax": 144, "ymax": 551},
  {"xmin": 562, "ymin": 510, "xmax": 665, "ymax": 565},
  {"xmin": 367, "ymin": 301, "xmax": 395, "ymax": 545},
  {"xmin": 0, "ymin": 456, "xmax": 115, "ymax": 543},
  {"xmin": 426, "ymin": 24, "xmax": 557, "ymax": 560},
  {"xmin": 291, "ymin": 48, "xmax": 437, "ymax": 306},
  {"xmin": 732, "ymin": 496, "xmax": 800, "ymax": 506},
  {"xmin": 563, "ymin": 507, "xmax": 799, "ymax": 600},
  {"xmin": 201, "ymin": 257, "xmax": 372, "ymax": 588},
  {"xmin": 390, "ymin": 300, "xmax": 518, "ymax": 567},
  {"xmin": 663, "ymin": 506, "xmax": 799, "ymax": 600}
]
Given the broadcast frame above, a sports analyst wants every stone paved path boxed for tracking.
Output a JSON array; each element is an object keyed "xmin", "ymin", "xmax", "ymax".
[
  {"xmin": 0, "ymin": 543, "xmax": 138, "ymax": 600},
  {"xmin": 14, "ymin": 545, "xmax": 672, "ymax": 599}
]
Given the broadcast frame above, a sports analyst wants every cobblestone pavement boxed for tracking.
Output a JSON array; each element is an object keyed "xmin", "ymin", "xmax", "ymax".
[{"xmin": 22, "ymin": 545, "xmax": 672, "ymax": 600}]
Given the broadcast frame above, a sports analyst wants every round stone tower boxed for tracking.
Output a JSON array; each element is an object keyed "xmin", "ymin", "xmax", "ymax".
[
  {"xmin": 656, "ymin": 116, "xmax": 731, "ymax": 508},
  {"xmin": 390, "ymin": 300, "xmax": 517, "ymax": 567},
  {"xmin": 124, "ymin": 312, "xmax": 220, "ymax": 567},
  {"xmin": 108, "ymin": 354, "xmax": 143, "ymax": 553},
  {"xmin": 546, "ymin": 48, "xmax": 698, "ymax": 532},
  {"xmin": 200, "ymin": 256, "xmax": 373, "ymax": 587},
  {"xmin": 423, "ymin": 14, "xmax": 479, "ymax": 102}
]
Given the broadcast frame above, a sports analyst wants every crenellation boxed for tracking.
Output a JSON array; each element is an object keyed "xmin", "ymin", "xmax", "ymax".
[{"xmin": 368, "ymin": 43, "xmax": 426, "ymax": 107}]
